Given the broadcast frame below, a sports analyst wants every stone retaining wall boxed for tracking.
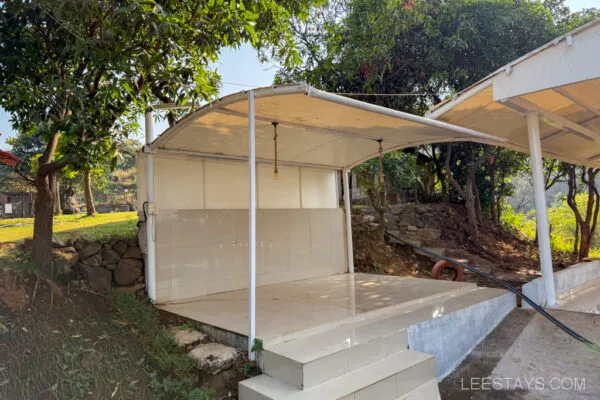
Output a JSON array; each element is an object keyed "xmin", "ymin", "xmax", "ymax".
[{"xmin": 51, "ymin": 237, "xmax": 145, "ymax": 295}]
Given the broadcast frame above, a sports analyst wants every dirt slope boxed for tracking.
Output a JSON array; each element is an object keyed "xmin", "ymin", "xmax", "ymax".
[{"xmin": 352, "ymin": 203, "xmax": 570, "ymax": 290}]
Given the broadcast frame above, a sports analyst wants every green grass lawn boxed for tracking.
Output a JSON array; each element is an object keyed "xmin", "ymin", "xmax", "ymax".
[{"xmin": 0, "ymin": 212, "xmax": 138, "ymax": 243}]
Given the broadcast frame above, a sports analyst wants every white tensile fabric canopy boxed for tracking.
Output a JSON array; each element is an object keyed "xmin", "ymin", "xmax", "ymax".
[
  {"xmin": 142, "ymin": 18, "xmax": 600, "ymax": 360},
  {"xmin": 427, "ymin": 18, "xmax": 600, "ymax": 312},
  {"xmin": 428, "ymin": 18, "xmax": 600, "ymax": 169},
  {"xmin": 144, "ymin": 83, "xmax": 507, "ymax": 359},
  {"xmin": 150, "ymin": 83, "xmax": 505, "ymax": 168}
]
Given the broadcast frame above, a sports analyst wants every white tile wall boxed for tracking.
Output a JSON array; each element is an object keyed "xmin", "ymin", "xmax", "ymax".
[{"xmin": 155, "ymin": 209, "xmax": 347, "ymax": 302}]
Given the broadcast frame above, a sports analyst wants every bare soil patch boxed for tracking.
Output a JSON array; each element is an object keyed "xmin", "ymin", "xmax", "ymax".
[{"xmin": 352, "ymin": 203, "xmax": 575, "ymax": 290}]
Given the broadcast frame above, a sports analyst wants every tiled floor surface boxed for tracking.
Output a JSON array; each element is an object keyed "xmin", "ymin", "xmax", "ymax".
[{"xmin": 160, "ymin": 273, "xmax": 475, "ymax": 343}]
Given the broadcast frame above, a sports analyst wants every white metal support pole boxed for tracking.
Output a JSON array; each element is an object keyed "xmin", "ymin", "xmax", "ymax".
[
  {"xmin": 527, "ymin": 112, "xmax": 556, "ymax": 307},
  {"xmin": 144, "ymin": 111, "xmax": 157, "ymax": 302},
  {"xmin": 248, "ymin": 91, "xmax": 257, "ymax": 360},
  {"xmin": 342, "ymin": 169, "xmax": 354, "ymax": 273}
]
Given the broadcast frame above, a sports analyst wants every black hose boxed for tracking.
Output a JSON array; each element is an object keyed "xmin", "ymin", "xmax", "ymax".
[
  {"xmin": 386, "ymin": 230, "xmax": 600, "ymax": 352},
  {"xmin": 136, "ymin": 201, "xmax": 149, "ymax": 232}
]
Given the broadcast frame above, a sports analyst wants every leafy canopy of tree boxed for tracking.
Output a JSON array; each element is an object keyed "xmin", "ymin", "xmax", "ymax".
[
  {"xmin": 276, "ymin": 0, "xmax": 599, "ymax": 242},
  {"xmin": 0, "ymin": 0, "xmax": 322, "ymax": 274},
  {"xmin": 276, "ymin": 0, "xmax": 575, "ymax": 113}
]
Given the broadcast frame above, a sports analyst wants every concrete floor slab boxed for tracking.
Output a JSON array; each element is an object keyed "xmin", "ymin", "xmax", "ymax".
[
  {"xmin": 556, "ymin": 282, "xmax": 600, "ymax": 314},
  {"xmin": 440, "ymin": 309, "xmax": 600, "ymax": 399},
  {"xmin": 159, "ymin": 273, "xmax": 476, "ymax": 344}
]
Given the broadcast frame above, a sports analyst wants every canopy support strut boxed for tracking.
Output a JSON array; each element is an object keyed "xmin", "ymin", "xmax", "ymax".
[
  {"xmin": 343, "ymin": 169, "xmax": 354, "ymax": 273},
  {"xmin": 527, "ymin": 112, "xmax": 556, "ymax": 307},
  {"xmin": 144, "ymin": 111, "xmax": 157, "ymax": 302},
  {"xmin": 248, "ymin": 90, "xmax": 257, "ymax": 360}
]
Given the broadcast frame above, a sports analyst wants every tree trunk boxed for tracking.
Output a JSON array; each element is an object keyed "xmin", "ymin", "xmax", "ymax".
[
  {"xmin": 32, "ymin": 132, "xmax": 65, "ymax": 276},
  {"xmin": 465, "ymin": 175, "xmax": 479, "ymax": 241},
  {"xmin": 445, "ymin": 144, "xmax": 479, "ymax": 241},
  {"xmin": 377, "ymin": 207, "xmax": 385, "ymax": 243},
  {"xmin": 573, "ymin": 220, "xmax": 580, "ymax": 257},
  {"xmin": 565, "ymin": 165, "xmax": 600, "ymax": 261},
  {"xmin": 489, "ymin": 160, "xmax": 497, "ymax": 222},
  {"xmin": 496, "ymin": 195, "xmax": 502, "ymax": 221},
  {"xmin": 32, "ymin": 168, "xmax": 56, "ymax": 276},
  {"xmin": 431, "ymin": 144, "xmax": 449, "ymax": 203},
  {"xmin": 473, "ymin": 180, "xmax": 483, "ymax": 225},
  {"xmin": 53, "ymin": 178, "xmax": 61, "ymax": 215},
  {"xmin": 579, "ymin": 224, "xmax": 591, "ymax": 261},
  {"xmin": 83, "ymin": 169, "xmax": 97, "ymax": 216}
]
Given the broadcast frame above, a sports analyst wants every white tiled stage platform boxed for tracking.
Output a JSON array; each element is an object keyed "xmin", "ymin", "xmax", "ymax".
[{"xmin": 159, "ymin": 273, "xmax": 482, "ymax": 344}]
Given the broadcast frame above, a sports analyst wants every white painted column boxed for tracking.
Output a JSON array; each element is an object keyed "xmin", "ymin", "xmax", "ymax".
[
  {"xmin": 144, "ymin": 110, "xmax": 157, "ymax": 302},
  {"xmin": 248, "ymin": 91, "xmax": 257, "ymax": 360},
  {"xmin": 342, "ymin": 169, "xmax": 354, "ymax": 273},
  {"xmin": 527, "ymin": 112, "xmax": 556, "ymax": 307}
]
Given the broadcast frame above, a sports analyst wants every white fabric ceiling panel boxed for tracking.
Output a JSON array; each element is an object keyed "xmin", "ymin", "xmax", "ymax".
[
  {"xmin": 152, "ymin": 84, "xmax": 504, "ymax": 170},
  {"xmin": 429, "ymin": 19, "xmax": 600, "ymax": 168}
]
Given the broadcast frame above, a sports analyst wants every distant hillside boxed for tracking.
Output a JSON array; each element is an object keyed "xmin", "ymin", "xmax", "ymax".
[{"xmin": 506, "ymin": 172, "xmax": 569, "ymax": 213}]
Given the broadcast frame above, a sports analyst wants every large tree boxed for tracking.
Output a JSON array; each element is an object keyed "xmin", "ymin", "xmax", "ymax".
[
  {"xmin": 565, "ymin": 164, "xmax": 600, "ymax": 261},
  {"xmin": 276, "ymin": 0, "xmax": 594, "ymax": 241},
  {"xmin": 277, "ymin": 0, "xmax": 563, "ymax": 112},
  {"xmin": 0, "ymin": 0, "xmax": 320, "ymax": 275}
]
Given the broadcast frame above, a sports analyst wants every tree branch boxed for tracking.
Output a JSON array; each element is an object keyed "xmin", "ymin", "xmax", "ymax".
[
  {"xmin": 445, "ymin": 143, "xmax": 466, "ymax": 199},
  {"xmin": 14, "ymin": 161, "xmax": 35, "ymax": 186}
]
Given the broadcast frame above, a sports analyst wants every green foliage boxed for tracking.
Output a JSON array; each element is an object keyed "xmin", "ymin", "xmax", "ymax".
[
  {"xmin": 108, "ymin": 291, "xmax": 211, "ymax": 398},
  {"xmin": 501, "ymin": 195, "xmax": 600, "ymax": 257},
  {"xmin": 241, "ymin": 338, "xmax": 265, "ymax": 378},
  {"xmin": 251, "ymin": 338, "xmax": 264, "ymax": 354},
  {"xmin": 354, "ymin": 158, "xmax": 386, "ymax": 211},
  {"xmin": 501, "ymin": 203, "xmax": 536, "ymax": 240},
  {"xmin": 0, "ymin": 245, "xmax": 35, "ymax": 274},
  {"xmin": 242, "ymin": 362, "xmax": 254, "ymax": 378},
  {"xmin": 276, "ymin": 0, "xmax": 574, "ymax": 115},
  {"xmin": 382, "ymin": 152, "xmax": 420, "ymax": 196},
  {"xmin": 0, "ymin": 0, "xmax": 321, "ymax": 170},
  {"xmin": 149, "ymin": 378, "xmax": 214, "ymax": 400},
  {"xmin": 543, "ymin": 0, "xmax": 600, "ymax": 32},
  {"xmin": 0, "ymin": 0, "xmax": 322, "ymax": 271},
  {"xmin": 275, "ymin": 0, "xmax": 579, "ymax": 215}
]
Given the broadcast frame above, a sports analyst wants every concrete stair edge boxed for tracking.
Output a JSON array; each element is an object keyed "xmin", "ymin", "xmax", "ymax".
[
  {"xmin": 396, "ymin": 379, "xmax": 441, "ymax": 400},
  {"xmin": 263, "ymin": 329, "xmax": 409, "ymax": 389},
  {"xmin": 239, "ymin": 350, "xmax": 436, "ymax": 400}
]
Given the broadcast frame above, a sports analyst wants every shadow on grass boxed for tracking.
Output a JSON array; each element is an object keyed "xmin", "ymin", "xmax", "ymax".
[
  {"xmin": 0, "ymin": 244, "xmax": 35, "ymax": 274},
  {"xmin": 54, "ymin": 220, "xmax": 138, "ymax": 243}
]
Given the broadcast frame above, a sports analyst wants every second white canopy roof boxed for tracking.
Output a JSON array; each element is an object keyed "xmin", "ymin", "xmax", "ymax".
[
  {"xmin": 428, "ymin": 18, "xmax": 600, "ymax": 168},
  {"xmin": 151, "ymin": 84, "xmax": 505, "ymax": 170}
]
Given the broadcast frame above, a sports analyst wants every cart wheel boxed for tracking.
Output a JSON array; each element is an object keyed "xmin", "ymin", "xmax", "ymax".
[{"xmin": 432, "ymin": 260, "xmax": 464, "ymax": 282}]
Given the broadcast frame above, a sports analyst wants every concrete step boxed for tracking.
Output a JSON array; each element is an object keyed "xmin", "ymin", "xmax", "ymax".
[
  {"xmin": 239, "ymin": 350, "xmax": 436, "ymax": 400},
  {"xmin": 263, "ymin": 324, "xmax": 408, "ymax": 389},
  {"xmin": 241, "ymin": 286, "xmax": 512, "ymax": 399},
  {"xmin": 396, "ymin": 379, "xmax": 441, "ymax": 400},
  {"xmin": 262, "ymin": 285, "xmax": 507, "ymax": 390}
]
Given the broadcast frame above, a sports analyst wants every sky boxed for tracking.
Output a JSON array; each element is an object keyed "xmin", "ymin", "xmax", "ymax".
[{"xmin": 0, "ymin": 0, "xmax": 597, "ymax": 147}]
